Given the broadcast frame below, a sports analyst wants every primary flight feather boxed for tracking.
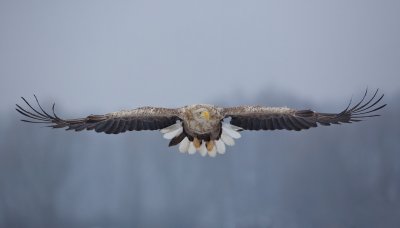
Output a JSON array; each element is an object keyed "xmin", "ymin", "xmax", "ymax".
[{"xmin": 16, "ymin": 89, "xmax": 386, "ymax": 157}]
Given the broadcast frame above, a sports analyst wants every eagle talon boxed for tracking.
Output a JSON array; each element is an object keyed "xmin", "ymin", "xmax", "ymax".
[
  {"xmin": 193, "ymin": 137, "xmax": 201, "ymax": 149},
  {"xmin": 206, "ymin": 140, "xmax": 215, "ymax": 152}
]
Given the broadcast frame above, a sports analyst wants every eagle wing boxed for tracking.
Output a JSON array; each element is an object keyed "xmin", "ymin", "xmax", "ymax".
[
  {"xmin": 16, "ymin": 96, "xmax": 181, "ymax": 134},
  {"xmin": 222, "ymin": 89, "xmax": 386, "ymax": 131}
]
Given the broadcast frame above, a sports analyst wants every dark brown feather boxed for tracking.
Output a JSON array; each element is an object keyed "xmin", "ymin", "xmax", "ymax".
[
  {"xmin": 224, "ymin": 89, "xmax": 385, "ymax": 131},
  {"xmin": 169, "ymin": 131, "xmax": 186, "ymax": 147},
  {"xmin": 16, "ymin": 96, "xmax": 180, "ymax": 135}
]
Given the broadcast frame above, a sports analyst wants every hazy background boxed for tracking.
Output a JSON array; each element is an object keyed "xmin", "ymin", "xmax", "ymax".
[{"xmin": 1, "ymin": 0, "xmax": 399, "ymax": 227}]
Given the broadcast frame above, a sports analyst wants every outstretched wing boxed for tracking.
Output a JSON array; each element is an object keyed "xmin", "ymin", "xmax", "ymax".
[
  {"xmin": 222, "ymin": 89, "xmax": 386, "ymax": 131},
  {"xmin": 16, "ymin": 96, "xmax": 181, "ymax": 134}
]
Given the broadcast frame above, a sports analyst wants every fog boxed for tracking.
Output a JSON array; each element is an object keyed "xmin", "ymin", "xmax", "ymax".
[
  {"xmin": 1, "ymin": 0, "xmax": 400, "ymax": 113},
  {"xmin": 0, "ymin": 91, "xmax": 398, "ymax": 227},
  {"xmin": 1, "ymin": 0, "xmax": 400, "ymax": 227}
]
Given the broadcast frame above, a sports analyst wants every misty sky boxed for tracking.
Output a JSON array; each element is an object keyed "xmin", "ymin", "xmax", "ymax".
[
  {"xmin": 1, "ymin": 0, "xmax": 399, "ymax": 116},
  {"xmin": 0, "ymin": 2, "xmax": 399, "ymax": 226}
]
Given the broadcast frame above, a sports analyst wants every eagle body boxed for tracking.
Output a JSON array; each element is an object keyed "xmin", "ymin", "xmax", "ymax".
[
  {"xmin": 181, "ymin": 104, "xmax": 223, "ymax": 139},
  {"xmin": 160, "ymin": 104, "xmax": 237, "ymax": 156},
  {"xmin": 16, "ymin": 90, "xmax": 386, "ymax": 157}
]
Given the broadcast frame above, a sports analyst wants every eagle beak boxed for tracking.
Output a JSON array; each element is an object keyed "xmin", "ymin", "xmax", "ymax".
[{"xmin": 202, "ymin": 111, "xmax": 210, "ymax": 120}]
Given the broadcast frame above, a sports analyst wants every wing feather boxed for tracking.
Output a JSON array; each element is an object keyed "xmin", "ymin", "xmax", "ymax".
[
  {"xmin": 16, "ymin": 96, "xmax": 181, "ymax": 134},
  {"xmin": 223, "ymin": 89, "xmax": 386, "ymax": 131}
]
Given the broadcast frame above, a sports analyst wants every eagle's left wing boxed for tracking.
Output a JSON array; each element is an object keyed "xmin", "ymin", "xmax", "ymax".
[
  {"xmin": 222, "ymin": 89, "xmax": 386, "ymax": 131},
  {"xmin": 16, "ymin": 96, "xmax": 181, "ymax": 134}
]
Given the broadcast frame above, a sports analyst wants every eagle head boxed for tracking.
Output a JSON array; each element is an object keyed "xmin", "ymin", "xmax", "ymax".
[{"xmin": 192, "ymin": 108, "xmax": 210, "ymax": 121}]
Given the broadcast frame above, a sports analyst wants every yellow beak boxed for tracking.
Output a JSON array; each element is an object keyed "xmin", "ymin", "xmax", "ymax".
[{"xmin": 202, "ymin": 111, "xmax": 210, "ymax": 120}]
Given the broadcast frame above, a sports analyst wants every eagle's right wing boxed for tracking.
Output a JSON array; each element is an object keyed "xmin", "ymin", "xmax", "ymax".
[
  {"xmin": 16, "ymin": 96, "xmax": 181, "ymax": 134},
  {"xmin": 222, "ymin": 89, "xmax": 386, "ymax": 131}
]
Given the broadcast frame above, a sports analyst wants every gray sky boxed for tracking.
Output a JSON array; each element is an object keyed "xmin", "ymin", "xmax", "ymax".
[{"xmin": 1, "ymin": 0, "xmax": 399, "ymax": 116}]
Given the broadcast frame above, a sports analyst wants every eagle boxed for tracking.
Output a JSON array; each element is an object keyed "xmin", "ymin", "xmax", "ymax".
[{"xmin": 16, "ymin": 89, "xmax": 386, "ymax": 157}]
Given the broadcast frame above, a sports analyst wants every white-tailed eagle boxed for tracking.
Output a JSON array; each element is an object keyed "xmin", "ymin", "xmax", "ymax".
[{"xmin": 16, "ymin": 89, "xmax": 386, "ymax": 157}]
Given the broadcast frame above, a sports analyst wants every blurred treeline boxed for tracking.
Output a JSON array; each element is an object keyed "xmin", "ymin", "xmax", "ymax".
[{"xmin": 0, "ymin": 91, "xmax": 399, "ymax": 228}]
